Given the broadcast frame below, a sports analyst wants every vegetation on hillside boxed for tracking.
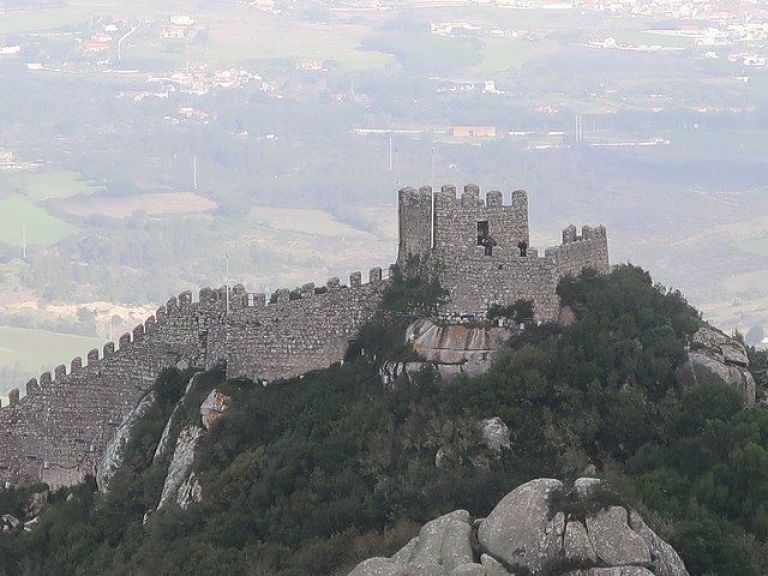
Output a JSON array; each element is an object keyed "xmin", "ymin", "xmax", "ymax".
[{"xmin": 3, "ymin": 266, "xmax": 768, "ymax": 576}]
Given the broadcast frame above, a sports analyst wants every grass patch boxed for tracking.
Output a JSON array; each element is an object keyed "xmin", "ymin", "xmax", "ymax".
[
  {"xmin": 472, "ymin": 38, "xmax": 552, "ymax": 75},
  {"xmin": 6, "ymin": 170, "xmax": 100, "ymax": 201},
  {"xmin": 612, "ymin": 30, "xmax": 692, "ymax": 49},
  {"xmin": 362, "ymin": 32, "xmax": 481, "ymax": 72},
  {"xmin": 0, "ymin": 194, "xmax": 76, "ymax": 247}
]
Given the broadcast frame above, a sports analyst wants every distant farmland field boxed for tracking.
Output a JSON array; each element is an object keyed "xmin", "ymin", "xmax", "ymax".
[
  {"xmin": 0, "ymin": 194, "xmax": 76, "ymax": 247},
  {"xmin": 55, "ymin": 192, "xmax": 218, "ymax": 218},
  {"xmin": 7, "ymin": 170, "xmax": 101, "ymax": 201}
]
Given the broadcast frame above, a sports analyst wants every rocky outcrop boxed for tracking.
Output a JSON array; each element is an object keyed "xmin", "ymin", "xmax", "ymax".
[
  {"xmin": 155, "ymin": 381, "xmax": 231, "ymax": 510},
  {"xmin": 200, "ymin": 389, "xmax": 231, "ymax": 430},
  {"xmin": 434, "ymin": 417, "xmax": 511, "ymax": 470},
  {"xmin": 98, "ymin": 392, "xmax": 156, "ymax": 492},
  {"xmin": 347, "ymin": 478, "xmax": 689, "ymax": 576},
  {"xmin": 407, "ymin": 319, "xmax": 512, "ymax": 367},
  {"xmin": 677, "ymin": 325, "xmax": 756, "ymax": 405},
  {"xmin": 157, "ymin": 425, "xmax": 204, "ymax": 510},
  {"xmin": 177, "ymin": 471, "xmax": 203, "ymax": 510},
  {"xmin": 380, "ymin": 320, "xmax": 514, "ymax": 387},
  {"xmin": 477, "ymin": 418, "xmax": 511, "ymax": 455}
]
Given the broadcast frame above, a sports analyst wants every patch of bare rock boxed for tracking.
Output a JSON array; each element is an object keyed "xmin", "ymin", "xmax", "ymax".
[
  {"xmin": 348, "ymin": 478, "xmax": 689, "ymax": 576},
  {"xmin": 676, "ymin": 325, "xmax": 756, "ymax": 405}
]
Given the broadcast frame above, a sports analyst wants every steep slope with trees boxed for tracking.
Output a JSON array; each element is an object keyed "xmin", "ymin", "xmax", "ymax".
[{"xmin": 0, "ymin": 265, "xmax": 766, "ymax": 576}]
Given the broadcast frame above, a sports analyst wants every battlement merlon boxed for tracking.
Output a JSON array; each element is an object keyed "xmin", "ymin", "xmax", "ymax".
[{"xmin": 555, "ymin": 223, "xmax": 611, "ymax": 278}]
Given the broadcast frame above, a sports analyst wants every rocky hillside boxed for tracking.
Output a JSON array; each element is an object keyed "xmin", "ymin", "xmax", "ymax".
[
  {"xmin": 0, "ymin": 265, "xmax": 767, "ymax": 576},
  {"xmin": 350, "ymin": 478, "xmax": 689, "ymax": 576}
]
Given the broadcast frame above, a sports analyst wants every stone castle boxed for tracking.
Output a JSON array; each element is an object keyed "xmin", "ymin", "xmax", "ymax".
[{"xmin": 0, "ymin": 184, "xmax": 609, "ymax": 488}]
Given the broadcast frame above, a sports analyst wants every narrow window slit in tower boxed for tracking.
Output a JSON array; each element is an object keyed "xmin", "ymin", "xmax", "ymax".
[{"xmin": 477, "ymin": 221, "xmax": 495, "ymax": 256}]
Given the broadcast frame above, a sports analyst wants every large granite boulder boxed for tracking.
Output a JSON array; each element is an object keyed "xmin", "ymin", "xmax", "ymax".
[
  {"xmin": 380, "ymin": 320, "xmax": 514, "ymax": 387},
  {"xmin": 478, "ymin": 478, "xmax": 564, "ymax": 572},
  {"xmin": 585, "ymin": 507, "xmax": 651, "ymax": 566},
  {"xmin": 677, "ymin": 325, "xmax": 756, "ymax": 405},
  {"xmin": 347, "ymin": 478, "xmax": 690, "ymax": 576}
]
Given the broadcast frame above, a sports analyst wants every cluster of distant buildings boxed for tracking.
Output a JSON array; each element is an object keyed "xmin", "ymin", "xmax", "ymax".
[
  {"xmin": 0, "ymin": 148, "xmax": 34, "ymax": 173},
  {"xmin": 159, "ymin": 15, "xmax": 203, "ymax": 40}
]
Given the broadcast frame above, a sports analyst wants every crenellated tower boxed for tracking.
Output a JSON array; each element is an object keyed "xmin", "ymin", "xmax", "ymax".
[{"xmin": 397, "ymin": 183, "xmax": 609, "ymax": 322}]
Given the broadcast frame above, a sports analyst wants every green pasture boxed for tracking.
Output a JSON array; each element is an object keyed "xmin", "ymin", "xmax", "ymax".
[
  {"xmin": 7, "ymin": 170, "xmax": 100, "ymax": 201},
  {"xmin": 613, "ymin": 30, "xmax": 692, "ymax": 49},
  {"xmin": 0, "ymin": 194, "xmax": 76, "ymax": 247},
  {"xmin": 472, "ymin": 38, "xmax": 552, "ymax": 74}
]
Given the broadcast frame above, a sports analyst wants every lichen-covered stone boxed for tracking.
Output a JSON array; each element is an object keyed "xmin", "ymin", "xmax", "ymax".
[
  {"xmin": 411, "ymin": 510, "xmax": 473, "ymax": 569},
  {"xmin": 450, "ymin": 563, "xmax": 486, "ymax": 576},
  {"xmin": 404, "ymin": 565, "xmax": 447, "ymax": 576},
  {"xmin": 98, "ymin": 392, "xmax": 156, "ymax": 492},
  {"xmin": 349, "ymin": 558, "xmax": 401, "ymax": 576},
  {"xmin": 351, "ymin": 478, "xmax": 689, "ymax": 576},
  {"xmin": 477, "ymin": 478, "xmax": 564, "ymax": 572},
  {"xmin": 585, "ymin": 507, "xmax": 651, "ymax": 567},
  {"xmin": 478, "ymin": 418, "xmax": 511, "ymax": 454},
  {"xmin": 391, "ymin": 537, "xmax": 419, "ymax": 567},
  {"xmin": 200, "ymin": 389, "xmax": 231, "ymax": 430},
  {"xmin": 479, "ymin": 554, "xmax": 511, "ymax": 576},
  {"xmin": 565, "ymin": 520, "xmax": 598, "ymax": 564},
  {"xmin": 628, "ymin": 511, "xmax": 689, "ymax": 576},
  {"xmin": 676, "ymin": 325, "xmax": 756, "ymax": 405},
  {"xmin": 177, "ymin": 471, "xmax": 203, "ymax": 510},
  {"xmin": 565, "ymin": 568, "xmax": 655, "ymax": 576},
  {"xmin": 158, "ymin": 425, "xmax": 204, "ymax": 510}
]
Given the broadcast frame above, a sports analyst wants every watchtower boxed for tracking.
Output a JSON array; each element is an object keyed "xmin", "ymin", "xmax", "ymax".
[
  {"xmin": 397, "ymin": 184, "xmax": 530, "ymax": 266},
  {"xmin": 396, "ymin": 183, "xmax": 609, "ymax": 322}
]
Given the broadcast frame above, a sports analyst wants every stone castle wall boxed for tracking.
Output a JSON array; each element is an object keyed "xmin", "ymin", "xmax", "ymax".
[
  {"xmin": 221, "ymin": 269, "xmax": 387, "ymax": 381},
  {"xmin": 0, "ymin": 182, "xmax": 610, "ymax": 489},
  {"xmin": 0, "ymin": 268, "xmax": 389, "ymax": 488}
]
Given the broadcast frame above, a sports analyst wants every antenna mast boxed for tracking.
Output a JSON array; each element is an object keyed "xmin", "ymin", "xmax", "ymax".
[
  {"xmin": 193, "ymin": 156, "xmax": 199, "ymax": 191},
  {"xmin": 431, "ymin": 147, "xmax": 436, "ymax": 248},
  {"xmin": 225, "ymin": 252, "xmax": 230, "ymax": 316}
]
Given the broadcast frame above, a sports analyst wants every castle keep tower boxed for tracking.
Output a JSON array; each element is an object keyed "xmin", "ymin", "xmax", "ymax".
[{"xmin": 397, "ymin": 184, "xmax": 609, "ymax": 322}]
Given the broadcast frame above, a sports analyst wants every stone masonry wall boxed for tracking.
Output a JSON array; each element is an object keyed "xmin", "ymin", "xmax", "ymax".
[
  {"xmin": 221, "ymin": 268, "xmax": 388, "ymax": 381},
  {"xmin": 433, "ymin": 184, "xmax": 529, "ymax": 260},
  {"xmin": 435, "ymin": 247, "xmax": 561, "ymax": 322},
  {"xmin": 0, "ymin": 291, "xmax": 226, "ymax": 488},
  {"xmin": 0, "ymin": 268, "xmax": 389, "ymax": 488}
]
